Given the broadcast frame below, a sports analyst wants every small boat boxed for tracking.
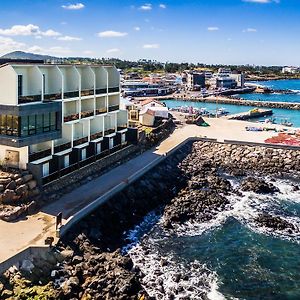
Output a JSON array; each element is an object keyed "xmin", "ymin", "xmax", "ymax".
[
  {"xmin": 217, "ymin": 108, "xmax": 229, "ymax": 116},
  {"xmin": 281, "ymin": 120, "xmax": 293, "ymax": 127}
]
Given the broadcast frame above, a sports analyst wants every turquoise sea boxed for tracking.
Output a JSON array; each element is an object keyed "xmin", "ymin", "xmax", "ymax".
[{"xmin": 163, "ymin": 79, "xmax": 300, "ymax": 127}]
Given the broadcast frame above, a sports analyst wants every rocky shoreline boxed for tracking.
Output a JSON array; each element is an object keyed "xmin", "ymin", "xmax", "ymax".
[{"xmin": 1, "ymin": 141, "xmax": 300, "ymax": 299}]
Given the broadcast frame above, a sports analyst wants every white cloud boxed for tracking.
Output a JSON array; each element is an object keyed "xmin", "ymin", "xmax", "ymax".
[
  {"xmin": 243, "ymin": 28, "xmax": 257, "ymax": 32},
  {"xmin": 134, "ymin": 26, "xmax": 141, "ymax": 31},
  {"xmin": 139, "ymin": 3, "xmax": 152, "ymax": 10},
  {"xmin": 97, "ymin": 30, "xmax": 128, "ymax": 38},
  {"xmin": 42, "ymin": 29, "xmax": 61, "ymax": 37},
  {"xmin": 0, "ymin": 36, "xmax": 26, "ymax": 54},
  {"xmin": 62, "ymin": 3, "xmax": 85, "ymax": 10},
  {"xmin": 159, "ymin": 4, "xmax": 166, "ymax": 8},
  {"xmin": 207, "ymin": 27, "xmax": 219, "ymax": 31},
  {"xmin": 243, "ymin": 0, "xmax": 279, "ymax": 3},
  {"xmin": 106, "ymin": 48, "xmax": 121, "ymax": 53},
  {"xmin": 143, "ymin": 43, "xmax": 160, "ymax": 49},
  {"xmin": 58, "ymin": 35, "xmax": 82, "ymax": 41},
  {"xmin": 27, "ymin": 45, "xmax": 72, "ymax": 55},
  {"xmin": 0, "ymin": 24, "xmax": 61, "ymax": 37}
]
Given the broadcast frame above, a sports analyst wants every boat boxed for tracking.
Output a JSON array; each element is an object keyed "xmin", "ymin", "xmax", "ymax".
[
  {"xmin": 281, "ymin": 119, "xmax": 293, "ymax": 127},
  {"xmin": 216, "ymin": 108, "xmax": 229, "ymax": 116}
]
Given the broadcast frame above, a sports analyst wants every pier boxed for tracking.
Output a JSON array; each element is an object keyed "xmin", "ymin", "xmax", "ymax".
[{"xmin": 227, "ymin": 108, "xmax": 273, "ymax": 121}]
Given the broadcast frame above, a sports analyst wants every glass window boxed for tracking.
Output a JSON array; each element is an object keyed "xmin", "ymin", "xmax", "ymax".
[
  {"xmin": 0, "ymin": 115, "xmax": 6, "ymax": 135},
  {"xmin": 21, "ymin": 116, "xmax": 28, "ymax": 137},
  {"xmin": 12, "ymin": 116, "xmax": 19, "ymax": 136},
  {"xmin": 18, "ymin": 75, "xmax": 23, "ymax": 97},
  {"xmin": 50, "ymin": 112, "xmax": 56, "ymax": 131},
  {"xmin": 28, "ymin": 115, "xmax": 36, "ymax": 135},
  {"xmin": 36, "ymin": 114, "xmax": 43, "ymax": 134},
  {"xmin": 43, "ymin": 113, "xmax": 50, "ymax": 132},
  {"xmin": 6, "ymin": 115, "xmax": 13, "ymax": 136}
]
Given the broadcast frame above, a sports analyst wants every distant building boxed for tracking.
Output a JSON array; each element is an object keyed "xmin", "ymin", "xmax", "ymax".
[
  {"xmin": 186, "ymin": 72, "xmax": 206, "ymax": 91},
  {"xmin": 230, "ymin": 73, "xmax": 245, "ymax": 88},
  {"xmin": 218, "ymin": 68, "xmax": 232, "ymax": 75},
  {"xmin": 122, "ymin": 81, "xmax": 174, "ymax": 97},
  {"xmin": 282, "ymin": 66, "xmax": 300, "ymax": 74},
  {"xmin": 139, "ymin": 106, "xmax": 169, "ymax": 127}
]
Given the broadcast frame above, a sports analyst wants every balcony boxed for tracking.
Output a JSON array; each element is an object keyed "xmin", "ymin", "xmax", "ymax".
[
  {"xmin": 96, "ymin": 108, "xmax": 107, "ymax": 115},
  {"xmin": 64, "ymin": 91, "xmax": 80, "ymax": 99},
  {"xmin": 18, "ymin": 94, "xmax": 42, "ymax": 104},
  {"xmin": 95, "ymin": 88, "xmax": 107, "ymax": 95},
  {"xmin": 43, "ymin": 93, "xmax": 62, "ymax": 101},
  {"xmin": 104, "ymin": 128, "xmax": 115, "ymax": 136},
  {"xmin": 108, "ymin": 105, "xmax": 119, "ymax": 112},
  {"xmin": 73, "ymin": 136, "xmax": 88, "ymax": 147},
  {"xmin": 81, "ymin": 89, "xmax": 94, "ymax": 97},
  {"xmin": 81, "ymin": 110, "xmax": 94, "ymax": 119},
  {"xmin": 90, "ymin": 131, "xmax": 103, "ymax": 141},
  {"xmin": 117, "ymin": 125, "xmax": 127, "ymax": 131},
  {"xmin": 64, "ymin": 113, "xmax": 79, "ymax": 123},
  {"xmin": 108, "ymin": 87, "xmax": 120, "ymax": 93},
  {"xmin": 29, "ymin": 148, "xmax": 52, "ymax": 162},
  {"xmin": 54, "ymin": 142, "xmax": 71, "ymax": 154}
]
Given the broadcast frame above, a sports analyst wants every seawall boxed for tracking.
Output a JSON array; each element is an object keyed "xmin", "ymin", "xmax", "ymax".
[{"xmin": 170, "ymin": 96, "xmax": 300, "ymax": 110}]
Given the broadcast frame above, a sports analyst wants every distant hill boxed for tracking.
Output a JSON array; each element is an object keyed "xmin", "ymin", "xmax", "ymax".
[{"xmin": 1, "ymin": 51, "xmax": 58, "ymax": 61}]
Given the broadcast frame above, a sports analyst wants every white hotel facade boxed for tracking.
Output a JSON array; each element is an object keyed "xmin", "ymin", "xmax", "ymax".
[{"xmin": 0, "ymin": 63, "xmax": 137, "ymax": 185}]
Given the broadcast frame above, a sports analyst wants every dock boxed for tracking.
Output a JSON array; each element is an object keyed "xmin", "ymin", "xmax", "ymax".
[{"xmin": 227, "ymin": 108, "xmax": 273, "ymax": 121}]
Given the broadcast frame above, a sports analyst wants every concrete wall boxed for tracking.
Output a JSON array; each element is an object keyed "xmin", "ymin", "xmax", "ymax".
[
  {"xmin": 0, "ymin": 65, "xmax": 17, "ymax": 105},
  {"xmin": 0, "ymin": 144, "xmax": 29, "ymax": 169},
  {"xmin": 0, "ymin": 246, "xmax": 49, "ymax": 275}
]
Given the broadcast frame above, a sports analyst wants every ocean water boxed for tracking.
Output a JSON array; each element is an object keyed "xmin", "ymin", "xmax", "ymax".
[
  {"xmin": 163, "ymin": 99, "xmax": 300, "ymax": 128},
  {"xmin": 236, "ymin": 79, "xmax": 300, "ymax": 103},
  {"xmin": 124, "ymin": 177, "xmax": 300, "ymax": 300}
]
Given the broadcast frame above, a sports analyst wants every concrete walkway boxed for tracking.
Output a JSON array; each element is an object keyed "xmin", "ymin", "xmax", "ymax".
[{"xmin": 0, "ymin": 118, "xmax": 282, "ymax": 263}]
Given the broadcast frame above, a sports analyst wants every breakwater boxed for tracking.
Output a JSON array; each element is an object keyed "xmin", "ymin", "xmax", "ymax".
[
  {"xmin": 171, "ymin": 95, "xmax": 300, "ymax": 110},
  {"xmin": 1, "ymin": 140, "xmax": 300, "ymax": 299}
]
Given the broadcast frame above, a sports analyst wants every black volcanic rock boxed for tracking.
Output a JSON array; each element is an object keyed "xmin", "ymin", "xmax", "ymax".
[{"xmin": 240, "ymin": 177, "xmax": 280, "ymax": 194}]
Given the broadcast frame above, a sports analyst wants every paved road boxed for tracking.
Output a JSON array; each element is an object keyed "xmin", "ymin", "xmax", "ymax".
[{"xmin": 0, "ymin": 119, "xmax": 281, "ymax": 263}]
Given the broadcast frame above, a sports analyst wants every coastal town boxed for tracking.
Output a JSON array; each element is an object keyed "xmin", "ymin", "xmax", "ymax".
[{"xmin": 0, "ymin": 1, "xmax": 300, "ymax": 299}]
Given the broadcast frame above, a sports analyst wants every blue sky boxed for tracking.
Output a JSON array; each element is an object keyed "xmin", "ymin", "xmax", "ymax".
[{"xmin": 0, "ymin": 0, "xmax": 299, "ymax": 65}]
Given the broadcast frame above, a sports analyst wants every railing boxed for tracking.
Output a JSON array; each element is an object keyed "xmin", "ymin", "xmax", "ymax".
[
  {"xmin": 81, "ymin": 89, "xmax": 94, "ymax": 97},
  {"xmin": 43, "ymin": 93, "xmax": 62, "ymax": 101},
  {"xmin": 104, "ymin": 129, "xmax": 115, "ymax": 136},
  {"xmin": 90, "ymin": 131, "xmax": 103, "ymax": 141},
  {"xmin": 42, "ymin": 142, "xmax": 131, "ymax": 185},
  {"xmin": 64, "ymin": 91, "xmax": 79, "ymax": 99},
  {"xmin": 108, "ymin": 86, "xmax": 120, "ymax": 93},
  {"xmin": 108, "ymin": 105, "xmax": 119, "ymax": 112},
  {"xmin": 29, "ymin": 149, "xmax": 52, "ymax": 162},
  {"xmin": 73, "ymin": 136, "xmax": 88, "ymax": 147},
  {"xmin": 117, "ymin": 125, "xmax": 127, "ymax": 131},
  {"xmin": 96, "ymin": 108, "xmax": 107, "ymax": 115},
  {"xmin": 54, "ymin": 142, "xmax": 71, "ymax": 154},
  {"xmin": 18, "ymin": 94, "xmax": 42, "ymax": 104},
  {"xmin": 81, "ymin": 110, "xmax": 94, "ymax": 119},
  {"xmin": 64, "ymin": 113, "xmax": 79, "ymax": 122},
  {"xmin": 95, "ymin": 88, "xmax": 107, "ymax": 95}
]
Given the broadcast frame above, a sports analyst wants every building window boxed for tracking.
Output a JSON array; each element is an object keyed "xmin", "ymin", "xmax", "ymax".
[
  {"xmin": 43, "ymin": 162, "xmax": 50, "ymax": 177},
  {"xmin": 96, "ymin": 143, "xmax": 101, "ymax": 154},
  {"xmin": 82, "ymin": 148, "xmax": 86, "ymax": 160},
  {"xmin": 64, "ymin": 155, "xmax": 70, "ymax": 168},
  {"xmin": 0, "ymin": 112, "xmax": 59, "ymax": 137},
  {"xmin": 43, "ymin": 74, "xmax": 46, "ymax": 94},
  {"xmin": 18, "ymin": 75, "xmax": 23, "ymax": 97}
]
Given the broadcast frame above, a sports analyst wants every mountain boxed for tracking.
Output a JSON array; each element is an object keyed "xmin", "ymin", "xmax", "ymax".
[{"xmin": 1, "ymin": 51, "xmax": 58, "ymax": 61}]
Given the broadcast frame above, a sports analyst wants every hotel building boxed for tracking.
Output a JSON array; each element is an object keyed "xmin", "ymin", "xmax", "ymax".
[{"xmin": 0, "ymin": 63, "xmax": 137, "ymax": 185}]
